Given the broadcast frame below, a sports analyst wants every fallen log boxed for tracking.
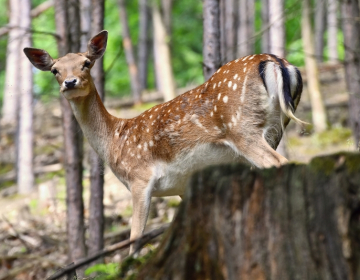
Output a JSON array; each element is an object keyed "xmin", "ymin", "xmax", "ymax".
[{"xmin": 136, "ymin": 152, "xmax": 360, "ymax": 280}]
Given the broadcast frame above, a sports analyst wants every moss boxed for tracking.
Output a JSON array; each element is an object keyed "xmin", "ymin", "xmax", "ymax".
[
  {"xmin": 344, "ymin": 154, "xmax": 360, "ymax": 175},
  {"xmin": 0, "ymin": 163, "xmax": 13, "ymax": 175},
  {"xmin": 167, "ymin": 198, "xmax": 181, "ymax": 208},
  {"xmin": 133, "ymin": 102, "xmax": 159, "ymax": 112},
  {"xmin": 35, "ymin": 170, "xmax": 64, "ymax": 184},
  {"xmin": 309, "ymin": 156, "xmax": 336, "ymax": 176},
  {"xmin": 312, "ymin": 127, "xmax": 353, "ymax": 147}
]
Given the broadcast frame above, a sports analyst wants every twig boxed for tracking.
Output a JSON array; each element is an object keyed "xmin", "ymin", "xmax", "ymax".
[
  {"xmin": 47, "ymin": 224, "xmax": 169, "ymax": 280},
  {"xmin": 2, "ymin": 216, "xmax": 32, "ymax": 253}
]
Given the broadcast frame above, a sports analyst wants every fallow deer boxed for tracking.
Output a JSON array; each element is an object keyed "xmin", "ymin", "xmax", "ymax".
[{"xmin": 24, "ymin": 30, "xmax": 305, "ymax": 253}]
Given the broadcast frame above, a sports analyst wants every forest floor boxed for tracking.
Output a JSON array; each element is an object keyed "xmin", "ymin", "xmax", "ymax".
[{"xmin": 0, "ymin": 63, "xmax": 357, "ymax": 279}]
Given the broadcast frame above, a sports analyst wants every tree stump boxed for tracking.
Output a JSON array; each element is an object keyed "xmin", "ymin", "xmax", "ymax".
[{"xmin": 136, "ymin": 152, "xmax": 360, "ymax": 280}]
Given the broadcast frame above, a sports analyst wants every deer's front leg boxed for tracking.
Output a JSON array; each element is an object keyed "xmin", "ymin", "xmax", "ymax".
[{"xmin": 129, "ymin": 179, "xmax": 152, "ymax": 254}]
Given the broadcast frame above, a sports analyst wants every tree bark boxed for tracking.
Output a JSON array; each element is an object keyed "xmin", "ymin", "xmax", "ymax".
[
  {"xmin": 137, "ymin": 152, "xmax": 360, "ymax": 279},
  {"xmin": 2, "ymin": 0, "xmax": 21, "ymax": 123},
  {"xmin": 315, "ymin": 0, "xmax": 326, "ymax": 62},
  {"xmin": 80, "ymin": 0, "xmax": 91, "ymax": 50},
  {"xmin": 17, "ymin": 0, "xmax": 34, "ymax": 194},
  {"xmin": 161, "ymin": 0, "xmax": 173, "ymax": 36},
  {"xmin": 87, "ymin": 0, "xmax": 106, "ymax": 264},
  {"xmin": 54, "ymin": 0, "xmax": 87, "ymax": 277},
  {"xmin": 269, "ymin": 0, "xmax": 285, "ymax": 57},
  {"xmin": 302, "ymin": 0, "xmax": 328, "ymax": 132},
  {"xmin": 138, "ymin": 0, "xmax": 150, "ymax": 91},
  {"xmin": 261, "ymin": 0, "xmax": 270, "ymax": 53},
  {"xmin": 237, "ymin": 0, "xmax": 254, "ymax": 57},
  {"xmin": 341, "ymin": 0, "xmax": 360, "ymax": 150},
  {"xmin": 327, "ymin": 0, "xmax": 338, "ymax": 63},
  {"xmin": 153, "ymin": 3, "xmax": 176, "ymax": 101},
  {"xmin": 118, "ymin": 0, "xmax": 142, "ymax": 104},
  {"xmin": 203, "ymin": 0, "xmax": 222, "ymax": 81},
  {"xmin": 224, "ymin": 0, "xmax": 236, "ymax": 62}
]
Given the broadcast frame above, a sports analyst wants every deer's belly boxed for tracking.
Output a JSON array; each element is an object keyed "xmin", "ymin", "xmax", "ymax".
[{"xmin": 150, "ymin": 143, "xmax": 242, "ymax": 197}]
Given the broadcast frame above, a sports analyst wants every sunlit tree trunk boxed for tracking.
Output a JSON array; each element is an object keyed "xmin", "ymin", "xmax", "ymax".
[
  {"xmin": 237, "ymin": 0, "xmax": 254, "ymax": 57},
  {"xmin": 341, "ymin": 0, "xmax": 360, "ymax": 150},
  {"xmin": 224, "ymin": 0, "xmax": 236, "ymax": 62},
  {"xmin": 55, "ymin": 0, "xmax": 87, "ymax": 277},
  {"xmin": 153, "ymin": 3, "xmax": 176, "ymax": 100},
  {"xmin": 2, "ymin": 0, "xmax": 21, "ymax": 124},
  {"xmin": 315, "ymin": 0, "xmax": 326, "ymax": 62},
  {"xmin": 138, "ymin": 0, "xmax": 150, "ymax": 91},
  {"xmin": 88, "ymin": 0, "xmax": 105, "ymax": 263},
  {"xmin": 17, "ymin": 0, "xmax": 34, "ymax": 194},
  {"xmin": 203, "ymin": 0, "xmax": 221, "ymax": 80},
  {"xmin": 161, "ymin": 0, "xmax": 172, "ymax": 36},
  {"xmin": 268, "ymin": 0, "xmax": 288, "ymax": 157},
  {"xmin": 118, "ymin": 0, "xmax": 142, "ymax": 104},
  {"xmin": 302, "ymin": 0, "xmax": 328, "ymax": 132},
  {"xmin": 269, "ymin": 0, "xmax": 284, "ymax": 57},
  {"xmin": 327, "ymin": 0, "xmax": 338, "ymax": 63},
  {"xmin": 261, "ymin": 0, "xmax": 270, "ymax": 53}
]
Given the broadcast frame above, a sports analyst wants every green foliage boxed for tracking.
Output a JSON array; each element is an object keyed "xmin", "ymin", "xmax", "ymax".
[{"xmin": 85, "ymin": 263, "xmax": 119, "ymax": 279}]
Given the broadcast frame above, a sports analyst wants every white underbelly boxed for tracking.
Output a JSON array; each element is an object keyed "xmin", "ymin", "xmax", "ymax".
[{"xmin": 150, "ymin": 143, "xmax": 244, "ymax": 197}]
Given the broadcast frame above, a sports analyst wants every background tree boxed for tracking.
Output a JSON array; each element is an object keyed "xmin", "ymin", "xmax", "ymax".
[
  {"xmin": 328, "ymin": 0, "xmax": 338, "ymax": 63},
  {"xmin": 261, "ymin": 0, "xmax": 270, "ymax": 53},
  {"xmin": 17, "ymin": 0, "xmax": 34, "ymax": 194},
  {"xmin": 88, "ymin": 0, "xmax": 106, "ymax": 263},
  {"xmin": 118, "ymin": 0, "xmax": 142, "ymax": 104},
  {"xmin": 54, "ymin": 0, "xmax": 87, "ymax": 276},
  {"xmin": 314, "ymin": 0, "xmax": 326, "ymax": 62},
  {"xmin": 302, "ymin": 0, "xmax": 328, "ymax": 132},
  {"xmin": 153, "ymin": 2, "xmax": 176, "ymax": 101},
  {"xmin": 203, "ymin": 0, "xmax": 221, "ymax": 80},
  {"xmin": 341, "ymin": 0, "xmax": 360, "ymax": 150},
  {"xmin": 237, "ymin": 0, "xmax": 254, "ymax": 57},
  {"xmin": 138, "ymin": 0, "xmax": 151, "ymax": 91}
]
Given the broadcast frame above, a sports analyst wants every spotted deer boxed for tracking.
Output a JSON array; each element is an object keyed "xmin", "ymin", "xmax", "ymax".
[{"xmin": 24, "ymin": 30, "xmax": 305, "ymax": 253}]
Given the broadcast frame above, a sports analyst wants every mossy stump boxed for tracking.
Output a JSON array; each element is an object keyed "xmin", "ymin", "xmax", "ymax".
[{"xmin": 136, "ymin": 152, "xmax": 360, "ymax": 280}]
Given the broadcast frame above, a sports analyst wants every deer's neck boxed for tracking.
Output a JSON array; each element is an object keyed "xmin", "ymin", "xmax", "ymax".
[{"xmin": 68, "ymin": 85, "xmax": 119, "ymax": 162}]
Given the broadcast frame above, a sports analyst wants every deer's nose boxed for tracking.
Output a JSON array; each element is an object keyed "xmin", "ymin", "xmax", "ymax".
[{"xmin": 64, "ymin": 78, "xmax": 77, "ymax": 89}]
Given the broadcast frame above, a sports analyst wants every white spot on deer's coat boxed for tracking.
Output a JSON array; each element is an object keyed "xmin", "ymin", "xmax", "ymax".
[
  {"xmin": 224, "ymin": 78, "xmax": 227, "ymax": 83},
  {"xmin": 223, "ymin": 96, "xmax": 228, "ymax": 103},
  {"xmin": 210, "ymin": 111, "xmax": 213, "ymax": 117},
  {"xmin": 149, "ymin": 140, "xmax": 154, "ymax": 147},
  {"xmin": 218, "ymin": 81, "xmax": 222, "ymax": 87},
  {"xmin": 243, "ymin": 67, "xmax": 247, "ymax": 73},
  {"xmin": 218, "ymin": 93, "xmax": 221, "ymax": 100},
  {"xmin": 249, "ymin": 55, "xmax": 255, "ymax": 60},
  {"xmin": 155, "ymin": 108, "xmax": 158, "ymax": 111},
  {"xmin": 213, "ymin": 84, "xmax": 216, "ymax": 89},
  {"xmin": 228, "ymin": 81, "xmax": 232, "ymax": 88},
  {"xmin": 214, "ymin": 105, "xmax": 217, "ymax": 112},
  {"xmin": 150, "ymin": 115, "xmax": 153, "ymax": 119},
  {"xmin": 137, "ymin": 144, "xmax": 142, "ymax": 149},
  {"xmin": 233, "ymin": 83, "xmax": 237, "ymax": 91},
  {"xmin": 241, "ymin": 76, "xmax": 248, "ymax": 103},
  {"xmin": 234, "ymin": 74, "xmax": 238, "ymax": 79}
]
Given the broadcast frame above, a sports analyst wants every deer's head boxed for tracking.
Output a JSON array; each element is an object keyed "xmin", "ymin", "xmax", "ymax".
[{"xmin": 24, "ymin": 30, "xmax": 108, "ymax": 99}]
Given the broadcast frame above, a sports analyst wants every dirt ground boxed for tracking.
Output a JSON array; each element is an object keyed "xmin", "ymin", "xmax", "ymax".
[{"xmin": 0, "ymin": 63, "xmax": 357, "ymax": 279}]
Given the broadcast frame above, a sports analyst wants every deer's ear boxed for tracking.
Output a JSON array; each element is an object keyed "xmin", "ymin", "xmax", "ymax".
[
  {"xmin": 23, "ymin": 48, "xmax": 54, "ymax": 71},
  {"xmin": 86, "ymin": 30, "xmax": 108, "ymax": 61}
]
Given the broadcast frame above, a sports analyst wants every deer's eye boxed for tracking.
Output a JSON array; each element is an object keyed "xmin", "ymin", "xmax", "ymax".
[
  {"xmin": 51, "ymin": 69, "xmax": 58, "ymax": 75},
  {"xmin": 83, "ymin": 60, "xmax": 91, "ymax": 68}
]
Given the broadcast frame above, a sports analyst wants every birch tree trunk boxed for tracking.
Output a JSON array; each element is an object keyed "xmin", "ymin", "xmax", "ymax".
[
  {"xmin": 2, "ymin": 0, "xmax": 21, "ymax": 124},
  {"xmin": 268, "ymin": 0, "xmax": 288, "ymax": 158},
  {"xmin": 137, "ymin": 153, "xmax": 360, "ymax": 280},
  {"xmin": 315, "ymin": 0, "xmax": 326, "ymax": 63},
  {"xmin": 17, "ymin": 0, "xmax": 34, "ymax": 194},
  {"xmin": 54, "ymin": 1, "xmax": 87, "ymax": 277},
  {"xmin": 224, "ymin": 0, "xmax": 236, "ymax": 62},
  {"xmin": 153, "ymin": 3, "xmax": 176, "ymax": 101},
  {"xmin": 88, "ymin": 0, "xmax": 105, "ymax": 263},
  {"xmin": 138, "ymin": 0, "xmax": 150, "ymax": 91},
  {"xmin": 341, "ymin": 0, "xmax": 360, "ymax": 150},
  {"xmin": 161, "ymin": 0, "xmax": 173, "ymax": 36},
  {"xmin": 203, "ymin": 0, "xmax": 221, "ymax": 81},
  {"xmin": 118, "ymin": 0, "xmax": 142, "ymax": 104},
  {"xmin": 261, "ymin": 0, "xmax": 270, "ymax": 53},
  {"xmin": 237, "ymin": 0, "xmax": 254, "ymax": 57},
  {"xmin": 327, "ymin": 0, "xmax": 338, "ymax": 63},
  {"xmin": 269, "ymin": 0, "xmax": 285, "ymax": 57},
  {"xmin": 302, "ymin": 0, "xmax": 328, "ymax": 132}
]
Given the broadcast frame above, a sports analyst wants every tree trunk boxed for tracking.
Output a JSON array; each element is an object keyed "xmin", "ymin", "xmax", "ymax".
[
  {"xmin": 153, "ymin": 3, "xmax": 176, "ymax": 101},
  {"xmin": 80, "ymin": 0, "xmax": 91, "ymax": 50},
  {"xmin": 138, "ymin": 0, "xmax": 150, "ymax": 91},
  {"xmin": 267, "ymin": 0, "xmax": 287, "ymax": 158},
  {"xmin": 219, "ymin": 0, "xmax": 226, "ymax": 63},
  {"xmin": 161, "ymin": 0, "xmax": 173, "ymax": 36},
  {"xmin": 327, "ymin": 0, "xmax": 338, "ymax": 63},
  {"xmin": 341, "ymin": 0, "xmax": 360, "ymax": 150},
  {"xmin": 224, "ymin": 0, "xmax": 236, "ymax": 62},
  {"xmin": 261, "ymin": 0, "xmax": 270, "ymax": 53},
  {"xmin": 54, "ymin": 0, "xmax": 87, "ymax": 277},
  {"xmin": 302, "ymin": 0, "xmax": 328, "ymax": 132},
  {"xmin": 315, "ymin": 0, "xmax": 326, "ymax": 63},
  {"xmin": 269, "ymin": 0, "xmax": 285, "ymax": 57},
  {"xmin": 88, "ymin": 0, "xmax": 105, "ymax": 263},
  {"xmin": 118, "ymin": 0, "xmax": 142, "ymax": 104},
  {"xmin": 17, "ymin": 0, "xmax": 34, "ymax": 194},
  {"xmin": 137, "ymin": 152, "xmax": 360, "ymax": 279},
  {"xmin": 237, "ymin": 0, "xmax": 254, "ymax": 57},
  {"xmin": 203, "ymin": 0, "xmax": 221, "ymax": 81},
  {"xmin": 2, "ymin": 0, "xmax": 21, "ymax": 124}
]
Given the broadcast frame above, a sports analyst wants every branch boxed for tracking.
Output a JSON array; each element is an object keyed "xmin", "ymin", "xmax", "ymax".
[
  {"xmin": 46, "ymin": 224, "xmax": 169, "ymax": 280},
  {"xmin": 0, "ymin": 0, "xmax": 54, "ymax": 38}
]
